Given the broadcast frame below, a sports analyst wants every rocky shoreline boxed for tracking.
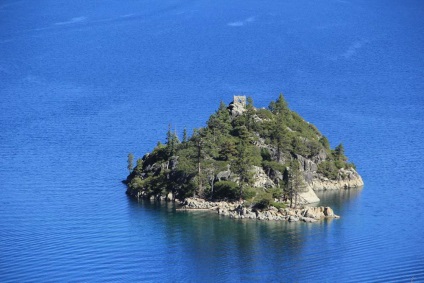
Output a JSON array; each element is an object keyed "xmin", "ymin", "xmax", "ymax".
[{"xmin": 179, "ymin": 198, "xmax": 339, "ymax": 223}]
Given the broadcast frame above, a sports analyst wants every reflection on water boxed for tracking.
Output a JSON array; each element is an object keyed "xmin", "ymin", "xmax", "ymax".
[
  {"xmin": 126, "ymin": 197, "xmax": 347, "ymax": 281},
  {"xmin": 315, "ymin": 187, "xmax": 363, "ymax": 211}
]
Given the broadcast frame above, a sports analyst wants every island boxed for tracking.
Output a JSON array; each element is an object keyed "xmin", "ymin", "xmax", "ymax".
[{"xmin": 125, "ymin": 95, "xmax": 363, "ymax": 222}]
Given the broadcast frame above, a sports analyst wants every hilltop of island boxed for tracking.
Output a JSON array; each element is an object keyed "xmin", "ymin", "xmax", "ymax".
[{"xmin": 125, "ymin": 95, "xmax": 363, "ymax": 222}]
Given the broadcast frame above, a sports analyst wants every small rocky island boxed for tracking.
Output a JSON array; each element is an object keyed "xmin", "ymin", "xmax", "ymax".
[{"xmin": 125, "ymin": 95, "xmax": 363, "ymax": 222}]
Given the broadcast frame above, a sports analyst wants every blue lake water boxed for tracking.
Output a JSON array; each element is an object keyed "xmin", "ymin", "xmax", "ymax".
[{"xmin": 1, "ymin": 0, "xmax": 424, "ymax": 281}]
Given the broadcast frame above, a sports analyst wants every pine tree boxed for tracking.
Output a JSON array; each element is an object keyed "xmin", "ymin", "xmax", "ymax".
[
  {"xmin": 285, "ymin": 160, "xmax": 306, "ymax": 208},
  {"xmin": 334, "ymin": 143, "xmax": 346, "ymax": 160},
  {"xmin": 207, "ymin": 101, "xmax": 231, "ymax": 135},
  {"xmin": 272, "ymin": 114, "xmax": 291, "ymax": 161},
  {"xmin": 232, "ymin": 143, "xmax": 252, "ymax": 199},
  {"xmin": 127, "ymin": 153, "xmax": 134, "ymax": 174},
  {"xmin": 190, "ymin": 129, "xmax": 205, "ymax": 197},
  {"xmin": 166, "ymin": 124, "xmax": 180, "ymax": 157},
  {"xmin": 135, "ymin": 158, "xmax": 143, "ymax": 174},
  {"xmin": 245, "ymin": 96, "xmax": 255, "ymax": 131},
  {"xmin": 269, "ymin": 93, "xmax": 288, "ymax": 114},
  {"xmin": 232, "ymin": 139, "xmax": 261, "ymax": 199},
  {"xmin": 166, "ymin": 124, "xmax": 172, "ymax": 156},
  {"xmin": 183, "ymin": 128, "xmax": 188, "ymax": 143}
]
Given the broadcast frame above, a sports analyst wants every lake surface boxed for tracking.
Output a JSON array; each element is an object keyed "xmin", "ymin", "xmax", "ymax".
[{"xmin": 1, "ymin": 0, "xmax": 424, "ymax": 281}]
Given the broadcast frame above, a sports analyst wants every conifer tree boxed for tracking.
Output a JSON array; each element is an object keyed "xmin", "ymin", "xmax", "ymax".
[
  {"xmin": 232, "ymin": 137, "xmax": 261, "ymax": 199},
  {"xmin": 190, "ymin": 129, "xmax": 205, "ymax": 197},
  {"xmin": 166, "ymin": 124, "xmax": 172, "ymax": 156},
  {"xmin": 127, "ymin": 153, "xmax": 134, "ymax": 174},
  {"xmin": 334, "ymin": 143, "xmax": 346, "ymax": 160},
  {"xmin": 285, "ymin": 160, "xmax": 306, "ymax": 208},
  {"xmin": 245, "ymin": 96, "xmax": 255, "ymax": 131},
  {"xmin": 232, "ymin": 142, "xmax": 252, "ymax": 199},
  {"xmin": 183, "ymin": 128, "xmax": 188, "ymax": 143},
  {"xmin": 272, "ymin": 114, "xmax": 290, "ymax": 161},
  {"xmin": 166, "ymin": 124, "xmax": 180, "ymax": 157}
]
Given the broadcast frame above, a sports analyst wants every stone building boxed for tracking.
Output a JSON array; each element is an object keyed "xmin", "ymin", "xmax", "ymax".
[{"xmin": 228, "ymin": 95, "xmax": 247, "ymax": 117}]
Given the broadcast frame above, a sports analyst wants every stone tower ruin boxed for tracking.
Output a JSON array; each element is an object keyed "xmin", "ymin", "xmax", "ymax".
[
  {"xmin": 233, "ymin": 95, "xmax": 246, "ymax": 108},
  {"xmin": 228, "ymin": 95, "xmax": 247, "ymax": 117}
]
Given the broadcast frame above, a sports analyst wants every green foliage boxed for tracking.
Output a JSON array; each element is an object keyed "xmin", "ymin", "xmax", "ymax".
[
  {"xmin": 207, "ymin": 101, "xmax": 232, "ymax": 135},
  {"xmin": 129, "ymin": 176, "xmax": 143, "ymax": 190},
  {"xmin": 334, "ymin": 159, "xmax": 345, "ymax": 170},
  {"xmin": 127, "ymin": 153, "xmax": 134, "ymax": 173},
  {"xmin": 260, "ymin": 148, "xmax": 271, "ymax": 161},
  {"xmin": 267, "ymin": 187, "xmax": 282, "ymax": 199},
  {"xmin": 285, "ymin": 160, "xmax": 307, "ymax": 208},
  {"xmin": 291, "ymin": 137, "xmax": 322, "ymax": 158},
  {"xmin": 253, "ymin": 192, "xmax": 273, "ymax": 209},
  {"xmin": 232, "ymin": 140, "xmax": 262, "ymax": 195},
  {"xmin": 183, "ymin": 128, "xmax": 188, "ymax": 143},
  {"xmin": 166, "ymin": 124, "xmax": 180, "ymax": 157},
  {"xmin": 143, "ymin": 144, "xmax": 168, "ymax": 168},
  {"xmin": 317, "ymin": 160, "xmax": 338, "ymax": 179},
  {"xmin": 256, "ymin": 108, "xmax": 273, "ymax": 120},
  {"xmin": 213, "ymin": 181, "xmax": 239, "ymax": 200},
  {"xmin": 218, "ymin": 138, "xmax": 237, "ymax": 161},
  {"xmin": 270, "ymin": 114, "xmax": 292, "ymax": 160},
  {"xmin": 270, "ymin": 202, "xmax": 286, "ymax": 209},
  {"xmin": 134, "ymin": 158, "xmax": 143, "ymax": 174},
  {"xmin": 319, "ymin": 136, "xmax": 330, "ymax": 150},
  {"xmin": 307, "ymin": 140, "xmax": 322, "ymax": 157},
  {"xmin": 291, "ymin": 137, "xmax": 309, "ymax": 156},
  {"xmin": 262, "ymin": 160, "xmax": 285, "ymax": 175},
  {"xmin": 177, "ymin": 179, "xmax": 197, "ymax": 199},
  {"xmin": 242, "ymin": 187, "xmax": 257, "ymax": 200},
  {"xmin": 334, "ymin": 143, "xmax": 345, "ymax": 158},
  {"xmin": 346, "ymin": 162, "xmax": 356, "ymax": 170},
  {"xmin": 175, "ymin": 147, "xmax": 197, "ymax": 176},
  {"xmin": 269, "ymin": 94, "xmax": 289, "ymax": 114}
]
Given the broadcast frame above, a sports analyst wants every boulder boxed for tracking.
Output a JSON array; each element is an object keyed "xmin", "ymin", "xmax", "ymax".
[
  {"xmin": 216, "ymin": 170, "xmax": 232, "ymax": 181},
  {"xmin": 269, "ymin": 206, "xmax": 278, "ymax": 212},
  {"xmin": 166, "ymin": 192, "xmax": 173, "ymax": 201},
  {"xmin": 288, "ymin": 216, "xmax": 299, "ymax": 222},
  {"xmin": 324, "ymin": 207, "xmax": 334, "ymax": 217},
  {"xmin": 298, "ymin": 187, "xmax": 320, "ymax": 204}
]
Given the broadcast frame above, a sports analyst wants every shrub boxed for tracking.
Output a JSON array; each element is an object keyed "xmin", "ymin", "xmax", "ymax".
[
  {"xmin": 291, "ymin": 137, "xmax": 309, "ymax": 157},
  {"xmin": 129, "ymin": 177, "xmax": 144, "ymax": 190},
  {"xmin": 345, "ymin": 162, "xmax": 356, "ymax": 170},
  {"xmin": 213, "ymin": 181, "xmax": 239, "ymax": 200},
  {"xmin": 256, "ymin": 108, "xmax": 274, "ymax": 120},
  {"xmin": 317, "ymin": 161, "xmax": 338, "ymax": 179},
  {"xmin": 262, "ymin": 160, "xmax": 286, "ymax": 174},
  {"xmin": 260, "ymin": 148, "xmax": 271, "ymax": 161},
  {"xmin": 319, "ymin": 136, "xmax": 330, "ymax": 150},
  {"xmin": 271, "ymin": 201, "xmax": 286, "ymax": 209},
  {"xmin": 267, "ymin": 187, "xmax": 282, "ymax": 199},
  {"xmin": 242, "ymin": 187, "xmax": 257, "ymax": 200},
  {"xmin": 253, "ymin": 192, "xmax": 273, "ymax": 209}
]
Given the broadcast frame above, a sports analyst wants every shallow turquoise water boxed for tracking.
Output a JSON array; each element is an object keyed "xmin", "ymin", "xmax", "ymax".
[{"xmin": 1, "ymin": 0, "xmax": 423, "ymax": 281}]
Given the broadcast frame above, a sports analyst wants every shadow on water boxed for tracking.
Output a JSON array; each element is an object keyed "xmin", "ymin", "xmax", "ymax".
[{"xmin": 315, "ymin": 187, "xmax": 363, "ymax": 213}]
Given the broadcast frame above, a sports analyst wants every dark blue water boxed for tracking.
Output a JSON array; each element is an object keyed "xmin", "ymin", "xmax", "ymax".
[{"xmin": 1, "ymin": 0, "xmax": 423, "ymax": 281}]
